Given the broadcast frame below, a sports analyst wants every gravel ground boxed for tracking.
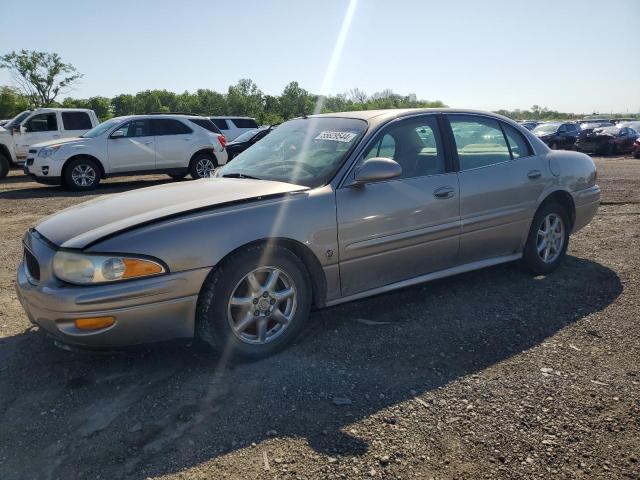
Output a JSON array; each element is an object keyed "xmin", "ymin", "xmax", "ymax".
[{"xmin": 0, "ymin": 156, "xmax": 638, "ymax": 479}]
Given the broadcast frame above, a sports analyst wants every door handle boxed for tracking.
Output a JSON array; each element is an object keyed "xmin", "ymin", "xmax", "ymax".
[
  {"xmin": 527, "ymin": 170, "xmax": 542, "ymax": 179},
  {"xmin": 433, "ymin": 186, "xmax": 455, "ymax": 199},
  {"xmin": 52, "ymin": 135, "xmax": 60, "ymax": 138},
  {"xmin": 143, "ymin": 141, "xmax": 153, "ymax": 145}
]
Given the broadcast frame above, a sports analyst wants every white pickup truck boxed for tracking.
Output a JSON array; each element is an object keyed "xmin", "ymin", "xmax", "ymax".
[{"xmin": 0, "ymin": 108, "xmax": 99, "ymax": 179}]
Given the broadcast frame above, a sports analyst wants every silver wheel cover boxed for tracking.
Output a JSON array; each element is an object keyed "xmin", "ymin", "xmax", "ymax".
[{"xmin": 536, "ymin": 213, "xmax": 565, "ymax": 263}]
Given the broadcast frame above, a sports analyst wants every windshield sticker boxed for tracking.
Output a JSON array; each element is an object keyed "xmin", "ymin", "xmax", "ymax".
[{"xmin": 315, "ymin": 131, "xmax": 357, "ymax": 142}]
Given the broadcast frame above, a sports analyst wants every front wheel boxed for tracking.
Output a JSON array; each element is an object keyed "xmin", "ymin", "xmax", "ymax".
[
  {"xmin": 196, "ymin": 244, "xmax": 311, "ymax": 359},
  {"xmin": 522, "ymin": 202, "xmax": 570, "ymax": 275},
  {"xmin": 63, "ymin": 157, "xmax": 101, "ymax": 191}
]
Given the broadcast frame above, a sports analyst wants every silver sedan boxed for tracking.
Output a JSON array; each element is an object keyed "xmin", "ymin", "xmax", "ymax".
[{"xmin": 16, "ymin": 109, "xmax": 600, "ymax": 358}]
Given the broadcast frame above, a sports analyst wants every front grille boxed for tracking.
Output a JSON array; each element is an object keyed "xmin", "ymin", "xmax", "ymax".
[
  {"xmin": 28, "ymin": 149, "xmax": 37, "ymax": 154},
  {"xmin": 24, "ymin": 248, "xmax": 40, "ymax": 282},
  {"xmin": 26, "ymin": 158, "xmax": 34, "ymax": 166}
]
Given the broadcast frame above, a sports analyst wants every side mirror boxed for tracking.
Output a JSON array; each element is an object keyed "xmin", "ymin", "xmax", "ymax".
[
  {"xmin": 110, "ymin": 130, "xmax": 125, "ymax": 139},
  {"xmin": 353, "ymin": 157, "xmax": 402, "ymax": 185}
]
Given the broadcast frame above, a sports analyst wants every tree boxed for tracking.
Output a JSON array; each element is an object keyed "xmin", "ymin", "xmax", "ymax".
[
  {"xmin": 227, "ymin": 79, "xmax": 264, "ymax": 119},
  {"xmin": 0, "ymin": 86, "xmax": 30, "ymax": 119},
  {"xmin": 279, "ymin": 81, "xmax": 312, "ymax": 119},
  {"xmin": 0, "ymin": 50, "xmax": 82, "ymax": 107}
]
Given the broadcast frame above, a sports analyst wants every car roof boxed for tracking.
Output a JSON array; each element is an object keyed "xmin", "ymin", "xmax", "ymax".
[{"xmin": 209, "ymin": 116, "xmax": 256, "ymax": 120}]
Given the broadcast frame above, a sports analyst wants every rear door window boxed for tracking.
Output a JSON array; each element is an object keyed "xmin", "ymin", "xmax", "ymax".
[
  {"xmin": 448, "ymin": 115, "xmax": 511, "ymax": 170},
  {"xmin": 151, "ymin": 119, "xmax": 193, "ymax": 135},
  {"xmin": 61, "ymin": 112, "xmax": 92, "ymax": 130},
  {"xmin": 501, "ymin": 123, "xmax": 533, "ymax": 158},
  {"xmin": 189, "ymin": 118, "xmax": 221, "ymax": 134}
]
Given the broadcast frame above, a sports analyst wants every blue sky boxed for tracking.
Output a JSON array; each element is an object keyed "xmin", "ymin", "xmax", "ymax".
[{"xmin": 1, "ymin": 0, "xmax": 638, "ymax": 114}]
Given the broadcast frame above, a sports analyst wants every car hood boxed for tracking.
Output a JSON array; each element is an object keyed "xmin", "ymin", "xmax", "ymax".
[
  {"xmin": 35, "ymin": 178, "xmax": 309, "ymax": 249},
  {"xmin": 31, "ymin": 137, "xmax": 84, "ymax": 149}
]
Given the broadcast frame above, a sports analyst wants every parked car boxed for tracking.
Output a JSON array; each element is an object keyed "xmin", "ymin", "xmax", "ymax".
[
  {"xmin": 617, "ymin": 121, "xmax": 640, "ymax": 132},
  {"xmin": 209, "ymin": 116, "xmax": 259, "ymax": 141},
  {"xmin": 226, "ymin": 126, "xmax": 274, "ymax": 160},
  {"xmin": 575, "ymin": 126, "xmax": 639, "ymax": 155},
  {"xmin": 0, "ymin": 119, "xmax": 10, "ymax": 127},
  {"xmin": 633, "ymin": 138, "xmax": 640, "ymax": 159},
  {"xmin": 532, "ymin": 122, "xmax": 580, "ymax": 149},
  {"xmin": 579, "ymin": 121, "xmax": 613, "ymax": 132},
  {"xmin": 16, "ymin": 109, "xmax": 600, "ymax": 358},
  {"xmin": 518, "ymin": 120, "xmax": 540, "ymax": 131},
  {"xmin": 24, "ymin": 114, "xmax": 228, "ymax": 190},
  {"xmin": 0, "ymin": 108, "xmax": 98, "ymax": 179}
]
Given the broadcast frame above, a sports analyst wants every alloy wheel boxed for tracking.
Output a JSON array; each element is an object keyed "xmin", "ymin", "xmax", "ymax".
[
  {"xmin": 196, "ymin": 158, "xmax": 216, "ymax": 178},
  {"xmin": 71, "ymin": 164, "xmax": 96, "ymax": 187},
  {"xmin": 227, "ymin": 266, "xmax": 297, "ymax": 344},
  {"xmin": 536, "ymin": 213, "xmax": 565, "ymax": 263}
]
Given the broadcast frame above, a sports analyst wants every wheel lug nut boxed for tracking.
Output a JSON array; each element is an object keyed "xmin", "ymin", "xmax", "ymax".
[{"xmin": 262, "ymin": 292, "xmax": 269, "ymax": 298}]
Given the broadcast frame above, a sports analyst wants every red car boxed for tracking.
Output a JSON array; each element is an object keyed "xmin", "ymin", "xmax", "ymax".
[{"xmin": 633, "ymin": 137, "xmax": 640, "ymax": 159}]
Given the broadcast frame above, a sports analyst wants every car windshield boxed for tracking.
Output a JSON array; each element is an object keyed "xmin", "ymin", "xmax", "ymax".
[
  {"xmin": 232, "ymin": 129, "xmax": 260, "ymax": 143},
  {"xmin": 218, "ymin": 117, "xmax": 367, "ymax": 188},
  {"xmin": 4, "ymin": 110, "xmax": 32, "ymax": 130},
  {"xmin": 81, "ymin": 118, "xmax": 120, "ymax": 138},
  {"xmin": 533, "ymin": 124, "xmax": 559, "ymax": 134}
]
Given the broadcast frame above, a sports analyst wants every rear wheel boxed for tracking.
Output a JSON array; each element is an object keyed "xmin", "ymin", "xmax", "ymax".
[
  {"xmin": 196, "ymin": 244, "xmax": 311, "ymax": 359},
  {"xmin": 189, "ymin": 153, "xmax": 217, "ymax": 179},
  {"xmin": 522, "ymin": 202, "xmax": 570, "ymax": 275},
  {"xmin": 63, "ymin": 157, "xmax": 101, "ymax": 191},
  {"xmin": 0, "ymin": 152, "xmax": 9, "ymax": 180}
]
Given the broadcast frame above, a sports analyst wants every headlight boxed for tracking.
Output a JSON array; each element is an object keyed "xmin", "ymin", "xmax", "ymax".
[
  {"xmin": 52, "ymin": 251, "xmax": 166, "ymax": 285},
  {"xmin": 38, "ymin": 145, "xmax": 63, "ymax": 158}
]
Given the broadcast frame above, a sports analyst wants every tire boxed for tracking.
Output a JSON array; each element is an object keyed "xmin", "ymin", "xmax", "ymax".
[
  {"xmin": 168, "ymin": 173, "xmax": 187, "ymax": 180},
  {"xmin": 0, "ymin": 152, "xmax": 9, "ymax": 180},
  {"xmin": 62, "ymin": 157, "xmax": 101, "ymax": 191},
  {"xmin": 195, "ymin": 244, "xmax": 312, "ymax": 360},
  {"xmin": 522, "ymin": 202, "xmax": 570, "ymax": 275},
  {"xmin": 189, "ymin": 153, "xmax": 217, "ymax": 179},
  {"xmin": 633, "ymin": 152, "xmax": 640, "ymax": 159}
]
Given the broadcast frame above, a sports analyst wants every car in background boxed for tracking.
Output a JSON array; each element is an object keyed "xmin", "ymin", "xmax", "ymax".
[
  {"xmin": 532, "ymin": 122, "xmax": 580, "ymax": 149},
  {"xmin": 617, "ymin": 121, "xmax": 640, "ymax": 132},
  {"xmin": 576, "ymin": 126, "xmax": 639, "ymax": 155},
  {"xmin": 0, "ymin": 119, "xmax": 10, "ymax": 127},
  {"xmin": 0, "ymin": 108, "xmax": 99, "ymax": 179},
  {"xmin": 518, "ymin": 120, "xmax": 540, "ymax": 131},
  {"xmin": 579, "ymin": 120, "xmax": 613, "ymax": 132},
  {"xmin": 24, "ymin": 114, "xmax": 228, "ymax": 190},
  {"xmin": 15, "ymin": 108, "xmax": 600, "ymax": 358},
  {"xmin": 209, "ymin": 116, "xmax": 259, "ymax": 141},
  {"xmin": 633, "ymin": 138, "xmax": 640, "ymax": 159},
  {"xmin": 226, "ymin": 126, "xmax": 275, "ymax": 160}
]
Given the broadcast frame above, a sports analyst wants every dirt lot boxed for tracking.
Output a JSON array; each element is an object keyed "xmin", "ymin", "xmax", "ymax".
[{"xmin": 0, "ymin": 157, "xmax": 639, "ymax": 479}]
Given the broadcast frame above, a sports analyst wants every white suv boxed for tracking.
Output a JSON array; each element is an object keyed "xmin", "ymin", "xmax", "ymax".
[
  {"xmin": 209, "ymin": 116, "xmax": 259, "ymax": 141},
  {"xmin": 24, "ymin": 114, "xmax": 228, "ymax": 190}
]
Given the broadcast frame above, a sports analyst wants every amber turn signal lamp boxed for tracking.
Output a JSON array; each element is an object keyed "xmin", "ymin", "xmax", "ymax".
[
  {"xmin": 122, "ymin": 258, "xmax": 164, "ymax": 279},
  {"xmin": 74, "ymin": 316, "xmax": 116, "ymax": 330}
]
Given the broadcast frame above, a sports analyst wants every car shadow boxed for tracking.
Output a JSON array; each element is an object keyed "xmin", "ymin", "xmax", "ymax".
[
  {"xmin": 0, "ymin": 175, "xmax": 178, "ymax": 200},
  {"xmin": 0, "ymin": 256, "xmax": 622, "ymax": 479}
]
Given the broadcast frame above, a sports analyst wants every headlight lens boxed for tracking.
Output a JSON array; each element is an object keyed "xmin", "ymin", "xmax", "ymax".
[
  {"xmin": 52, "ymin": 251, "xmax": 166, "ymax": 284},
  {"xmin": 38, "ymin": 145, "xmax": 63, "ymax": 158}
]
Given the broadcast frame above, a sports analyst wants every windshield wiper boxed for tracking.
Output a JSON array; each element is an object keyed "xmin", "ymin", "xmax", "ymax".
[{"xmin": 221, "ymin": 173, "xmax": 263, "ymax": 180}]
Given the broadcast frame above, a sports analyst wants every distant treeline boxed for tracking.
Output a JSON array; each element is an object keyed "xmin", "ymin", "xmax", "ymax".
[
  {"xmin": 1, "ymin": 80, "xmax": 636, "ymax": 124},
  {"xmin": 0, "ymin": 79, "xmax": 446, "ymax": 124}
]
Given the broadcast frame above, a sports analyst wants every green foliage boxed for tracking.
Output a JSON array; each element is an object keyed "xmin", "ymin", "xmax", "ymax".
[
  {"xmin": 0, "ymin": 76, "xmax": 451, "ymax": 123},
  {"xmin": 0, "ymin": 86, "xmax": 30, "ymax": 119},
  {"xmin": 0, "ymin": 50, "xmax": 82, "ymax": 107}
]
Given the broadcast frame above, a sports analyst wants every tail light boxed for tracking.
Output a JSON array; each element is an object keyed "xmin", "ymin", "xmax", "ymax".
[{"xmin": 218, "ymin": 135, "xmax": 227, "ymax": 149}]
